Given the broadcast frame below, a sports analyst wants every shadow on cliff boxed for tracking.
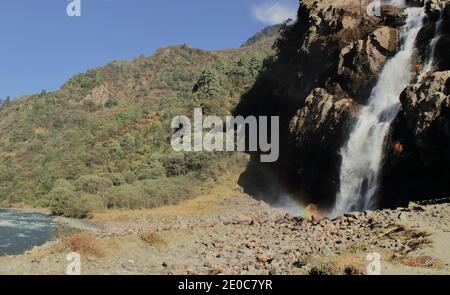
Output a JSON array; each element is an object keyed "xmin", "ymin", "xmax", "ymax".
[
  {"xmin": 233, "ymin": 2, "xmax": 450, "ymax": 213},
  {"xmin": 233, "ymin": 4, "xmax": 350, "ymax": 211}
]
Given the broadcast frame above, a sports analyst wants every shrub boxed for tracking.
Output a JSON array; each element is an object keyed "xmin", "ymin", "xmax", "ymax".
[
  {"xmin": 65, "ymin": 232, "xmax": 103, "ymax": 257},
  {"xmin": 140, "ymin": 230, "xmax": 167, "ymax": 246},
  {"xmin": 103, "ymin": 183, "xmax": 146, "ymax": 209},
  {"xmin": 402, "ymin": 256, "xmax": 444, "ymax": 269},
  {"xmin": 136, "ymin": 160, "xmax": 165, "ymax": 180},
  {"xmin": 162, "ymin": 153, "xmax": 186, "ymax": 177},
  {"xmin": 192, "ymin": 69, "xmax": 224, "ymax": 98},
  {"xmin": 140, "ymin": 176, "xmax": 194, "ymax": 206},
  {"xmin": 47, "ymin": 181, "xmax": 77, "ymax": 216},
  {"xmin": 106, "ymin": 140, "xmax": 124, "ymax": 159},
  {"xmin": 102, "ymin": 175, "xmax": 196, "ymax": 210},
  {"xmin": 70, "ymin": 192, "xmax": 104, "ymax": 218},
  {"xmin": 308, "ymin": 264, "xmax": 339, "ymax": 275},
  {"xmin": 122, "ymin": 171, "xmax": 136, "ymax": 184},
  {"xmin": 99, "ymin": 173, "xmax": 126, "ymax": 186},
  {"xmin": 53, "ymin": 178, "xmax": 75, "ymax": 191},
  {"xmin": 137, "ymin": 168, "xmax": 161, "ymax": 180},
  {"xmin": 185, "ymin": 152, "xmax": 215, "ymax": 171},
  {"xmin": 48, "ymin": 180, "xmax": 103, "ymax": 218},
  {"xmin": 82, "ymin": 98, "xmax": 101, "ymax": 112},
  {"xmin": 116, "ymin": 108, "xmax": 141, "ymax": 126},
  {"xmin": 120, "ymin": 133, "xmax": 136, "ymax": 151},
  {"xmin": 105, "ymin": 98, "xmax": 119, "ymax": 108},
  {"xmin": 75, "ymin": 174, "xmax": 113, "ymax": 194}
]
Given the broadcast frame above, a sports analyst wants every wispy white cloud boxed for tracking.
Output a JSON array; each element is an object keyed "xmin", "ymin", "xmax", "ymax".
[{"xmin": 251, "ymin": 1, "xmax": 297, "ymax": 25}]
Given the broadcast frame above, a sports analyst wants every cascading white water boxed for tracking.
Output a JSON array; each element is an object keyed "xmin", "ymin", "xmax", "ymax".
[
  {"xmin": 333, "ymin": 7, "xmax": 426, "ymax": 215},
  {"xmin": 422, "ymin": 10, "xmax": 445, "ymax": 75}
]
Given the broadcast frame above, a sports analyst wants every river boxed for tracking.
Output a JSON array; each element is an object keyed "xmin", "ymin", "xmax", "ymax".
[{"xmin": 0, "ymin": 209, "xmax": 56, "ymax": 256}]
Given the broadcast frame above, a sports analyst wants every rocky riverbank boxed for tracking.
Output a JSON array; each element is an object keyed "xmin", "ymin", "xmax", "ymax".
[{"xmin": 1, "ymin": 178, "xmax": 448, "ymax": 275}]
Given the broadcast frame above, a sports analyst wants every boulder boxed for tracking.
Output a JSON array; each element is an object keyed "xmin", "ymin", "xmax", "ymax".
[
  {"xmin": 338, "ymin": 26, "xmax": 399, "ymax": 102},
  {"xmin": 400, "ymin": 71, "xmax": 450, "ymax": 141},
  {"xmin": 381, "ymin": 6, "xmax": 407, "ymax": 27},
  {"xmin": 381, "ymin": 71, "xmax": 450, "ymax": 207},
  {"xmin": 289, "ymin": 88, "xmax": 358, "ymax": 144},
  {"xmin": 238, "ymin": 215, "xmax": 254, "ymax": 226},
  {"xmin": 256, "ymin": 253, "xmax": 274, "ymax": 264}
]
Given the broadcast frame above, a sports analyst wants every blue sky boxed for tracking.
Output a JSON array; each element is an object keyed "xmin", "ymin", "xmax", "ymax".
[{"xmin": 0, "ymin": 0, "xmax": 298, "ymax": 99}]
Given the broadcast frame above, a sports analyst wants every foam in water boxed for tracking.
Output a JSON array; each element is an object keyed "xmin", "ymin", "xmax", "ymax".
[
  {"xmin": 387, "ymin": 0, "xmax": 406, "ymax": 8},
  {"xmin": 333, "ymin": 7, "xmax": 426, "ymax": 216},
  {"xmin": 0, "ymin": 209, "xmax": 56, "ymax": 256}
]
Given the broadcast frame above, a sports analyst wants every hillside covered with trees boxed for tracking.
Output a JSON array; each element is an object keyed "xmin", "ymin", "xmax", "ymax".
[{"xmin": 0, "ymin": 27, "xmax": 280, "ymax": 217}]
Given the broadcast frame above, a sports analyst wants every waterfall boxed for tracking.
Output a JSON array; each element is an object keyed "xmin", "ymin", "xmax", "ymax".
[
  {"xmin": 422, "ymin": 10, "xmax": 445, "ymax": 75},
  {"xmin": 333, "ymin": 7, "xmax": 426, "ymax": 216}
]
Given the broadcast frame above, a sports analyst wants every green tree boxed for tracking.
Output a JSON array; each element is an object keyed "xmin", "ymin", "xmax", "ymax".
[{"xmin": 75, "ymin": 175, "xmax": 113, "ymax": 194}]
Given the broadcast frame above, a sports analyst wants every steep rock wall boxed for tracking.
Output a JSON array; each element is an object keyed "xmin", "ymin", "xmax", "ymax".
[{"xmin": 234, "ymin": 0, "xmax": 450, "ymax": 211}]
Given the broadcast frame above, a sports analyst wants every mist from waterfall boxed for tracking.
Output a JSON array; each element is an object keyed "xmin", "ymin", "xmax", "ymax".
[{"xmin": 333, "ymin": 7, "xmax": 426, "ymax": 216}]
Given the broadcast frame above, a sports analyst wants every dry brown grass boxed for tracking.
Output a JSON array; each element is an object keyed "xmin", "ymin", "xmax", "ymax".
[
  {"xmin": 402, "ymin": 256, "xmax": 444, "ymax": 269},
  {"xmin": 332, "ymin": 254, "xmax": 367, "ymax": 275},
  {"xmin": 140, "ymin": 230, "xmax": 167, "ymax": 246},
  {"xmin": 65, "ymin": 232, "xmax": 103, "ymax": 257},
  {"xmin": 305, "ymin": 253, "xmax": 367, "ymax": 275}
]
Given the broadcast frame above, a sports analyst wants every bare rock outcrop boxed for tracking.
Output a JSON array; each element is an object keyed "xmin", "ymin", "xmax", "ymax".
[
  {"xmin": 235, "ymin": 0, "xmax": 450, "ymax": 210},
  {"xmin": 381, "ymin": 71, "xmax": 450, "ymax": 207},
  {"xmin": 338, "ymin": 26, "xmax": 400, "ymax": 102},
  {"xmin": 416, "ymin": 3, "xmax": 450, "ymax": 73},
  {"xmin": 400, "ymin": 71, "xmax": 450, "ymax": 142},
  {"xmin": 289, "ymin": 88, "xmax": 358, "ymax": 143},
  {"xmin": 421, "ymin": 0, "xmax": 449, "ymax": 12}
]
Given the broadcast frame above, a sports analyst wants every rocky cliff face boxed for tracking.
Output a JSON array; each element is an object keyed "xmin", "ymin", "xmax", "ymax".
[{"xmin": 234, "ymin": 0, "xmax": 450, "ymax": 212}]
